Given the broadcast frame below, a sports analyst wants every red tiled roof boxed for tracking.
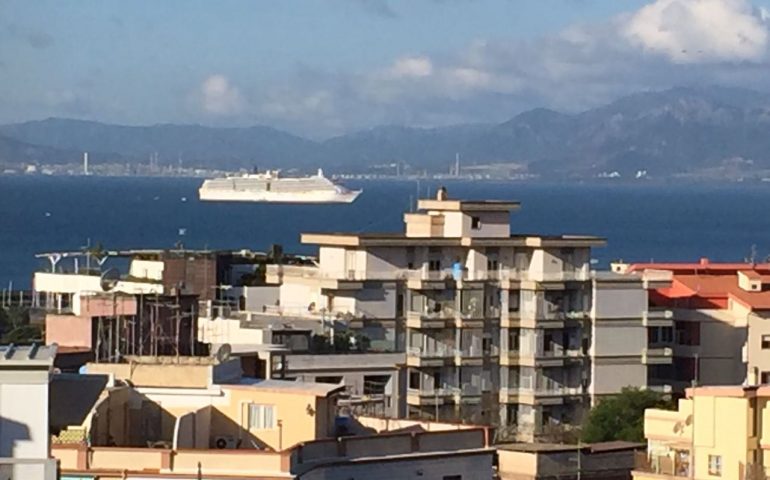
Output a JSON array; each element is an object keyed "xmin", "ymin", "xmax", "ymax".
[{"xmin": 647, "ymin": 272, "xmax": 770, "ymax": 311}]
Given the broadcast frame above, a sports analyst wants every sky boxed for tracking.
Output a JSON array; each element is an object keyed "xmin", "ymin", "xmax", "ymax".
[{"xmin": 3, "ymin": 0, "xmax": 770, "ymax": 137}]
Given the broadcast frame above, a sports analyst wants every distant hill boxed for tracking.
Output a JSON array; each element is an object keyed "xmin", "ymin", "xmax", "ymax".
[
  {"xmin": 0, "ymin": 118, "xmax": 320, "ymax": 169},
  {"xmin": 4, "ymin": 86, "xmax": 770, "ymax": 176}
]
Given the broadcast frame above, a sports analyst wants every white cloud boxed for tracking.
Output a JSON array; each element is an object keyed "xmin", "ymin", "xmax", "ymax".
[
  {"xmin": 388, "ymin": 56, "xmax": 433, "ymax": 78},
  {"xmin": 623, "ymin": 0, "xmax": 769, "ymax": 63},
  {"xmin": 200, "ymin": 74, "xmax": 245, "ymax": 115},
  {"xmin": 203, "ymin": 0, "xmax": 770, "ymax": 136}
]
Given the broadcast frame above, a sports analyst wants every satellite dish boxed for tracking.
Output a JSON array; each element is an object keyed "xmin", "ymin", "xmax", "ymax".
[
  {"xmin": 100, "ymin": 268, "xmax": 120, "ymax": 291},
  {"xmin": 215, "ymin": 344, "xmax": 232, "ymax": 364}
]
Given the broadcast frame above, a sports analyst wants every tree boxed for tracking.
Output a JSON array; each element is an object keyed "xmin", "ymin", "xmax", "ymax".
[
  {"xmin": 0, "ymin": 306, "xmax": 43, "ymax": 344},
  {"xmin": 581, "ymin": 387, "xmax": 674, "ymax": 443}
]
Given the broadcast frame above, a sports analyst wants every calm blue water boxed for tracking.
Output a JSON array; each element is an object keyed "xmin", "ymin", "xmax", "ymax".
[{"xmin": 2, "ymin": 176, "xmax": 770, "ymax": 288}]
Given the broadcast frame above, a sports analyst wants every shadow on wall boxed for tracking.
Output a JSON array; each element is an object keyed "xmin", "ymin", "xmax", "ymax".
[
  {"xmin": 0, "ymin": 417, "xmax": 31, "ymax": 457},
  {"xmin": 208, "ymin": 407, "xmax": 267, "ymax": 450},
  {"xmin": 89, "ymin": 388, "xmax": 180, "ymax": 448}
]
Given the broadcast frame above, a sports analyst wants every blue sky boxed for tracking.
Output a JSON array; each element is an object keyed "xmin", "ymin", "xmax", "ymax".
[{"xmin": 3, "ymin": 0, "xmax": 770, "ymax": 137}]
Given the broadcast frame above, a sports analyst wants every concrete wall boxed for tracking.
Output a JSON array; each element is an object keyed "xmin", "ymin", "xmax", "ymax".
[
  {"xmin": 674, "ymin": 309, "xmax": 746, "ymax": 386},
  {"xmin": 243, "ymin": 286, "xmax": 280, "ymax": 312},
  {"xmin": 593, "ymin": 286, "xmax": 647, "ymax": 319},
  {"xmin": 299, "ymin": 451, "xmax": 493, "ymax": 480},
  {"xmin": 128, "ymin": 260, "xmax": 164, "ymax": 281},
  {"xmin": 74, "ymin": 294, "xmax": 137, "ymax": 317},
  {"xmin": 45, "ymin": 314, "xmax": 92, "ymax": 348},
  {"xmin": 441, "ymin": 211, "xmax": 509, "ymax": 239},
  {"xmin": 34, "ymin": 272, "xmax": 163, "ymax": 295},
  {"xmin": 319, "ymin": 247, "xmax": 347, "ymax": 277},
  {"xmin": 279, "ymin": 281, "xmax": 323, "ymax": 312},
  {"xmin": 198, "ymin": 317, "xmax": 266, "ymax": 346},
  {"xmin": 591, "ymin": 363, "xmax": 647, "ymax": 396},
  {"xmin": 0, "ymin": 382, "xmax": 48, "ymax": 458},
  {"xmin": 365, "ymin": 248, "xmax": 407, "ymax": 275}
]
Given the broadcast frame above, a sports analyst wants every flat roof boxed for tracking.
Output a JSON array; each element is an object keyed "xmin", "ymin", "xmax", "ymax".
[
  {"xmin": 301, "ymin": 233, "xmax": 605, "ymax": 248},
  {"xmin": 232, "ymin": 378, "xmax": 345, "ymax": 397},
  {"xmin": 498, "ymin": 440, "xmax": 643, "ymax": 453},
  {"xmin": 417, "ymin": 199, "xmax": 521, "ymax": 212},
  {"xmin": 0, "ymin": 343, "xmax": 57, "ymax": 367}
]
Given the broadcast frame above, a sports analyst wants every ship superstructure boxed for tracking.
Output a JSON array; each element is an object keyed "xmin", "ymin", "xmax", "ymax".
[{"xmin": 198, "ymin": 169, "xmax": 361, "ymax": 203}]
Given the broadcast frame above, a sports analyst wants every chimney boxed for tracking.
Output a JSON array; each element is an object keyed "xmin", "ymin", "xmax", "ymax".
[
  {"xmin": 436, "ymin": 186, "xmax": 447, "ymax": 201},
  {"xmin": 699, "ymin": 258, "xmax": 709, "ymax": 266}
]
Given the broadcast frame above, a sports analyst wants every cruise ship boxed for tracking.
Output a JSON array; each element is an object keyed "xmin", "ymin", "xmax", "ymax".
[{"xmin": 198, "ymin": 169, "xmax": 362, "ymax": 203}]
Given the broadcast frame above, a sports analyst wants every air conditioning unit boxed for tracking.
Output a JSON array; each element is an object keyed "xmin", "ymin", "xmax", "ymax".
[{"xmin": 214, "ymin": 435, "xmax": 238, "ymax": 449}]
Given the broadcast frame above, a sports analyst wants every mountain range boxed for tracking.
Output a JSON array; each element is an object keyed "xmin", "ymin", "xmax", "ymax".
[{"xmin": 3, "ymin": 86, "xmax": 770, "ymax": 176}]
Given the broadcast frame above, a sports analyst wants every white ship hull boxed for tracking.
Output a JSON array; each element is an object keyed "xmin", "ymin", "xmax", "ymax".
[{"xmin": 199, "ymin": 187, "xmax": 361, "ymax": 203}]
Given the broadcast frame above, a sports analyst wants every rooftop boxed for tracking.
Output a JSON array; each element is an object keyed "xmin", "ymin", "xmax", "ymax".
[
  {"xmin": 301, "ymin": 232, "xmax": 605, "ymax": 248},
  {"xmin": 653, "ymin": 273, "xmax": 770, "ymax": 311},
  {"xmin": 0, "ymin": 343, "xmax": 57, "ymax": 366},
  {"xmin": 623, "ymin": 258, "xmax": 770, "ymax": 274},
  {"xmin": 417, "ymin": 198, "xmax": 521, "ymax": 212},
  {"xmin": 498, "ymin": 440, "xmax": 643, "ymax": 453},
  {"xmin": 233, "ymin": 378, "xmax": 345, "ymax": 397}
]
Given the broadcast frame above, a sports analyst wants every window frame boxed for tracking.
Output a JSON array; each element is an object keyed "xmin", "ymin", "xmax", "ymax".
[
  {"xmin": 248, "ymin": 403, "xmax": 276, "ymax": 430},
  {"xmin": 708, "ymin": 454, "xmax": 722, "ymax": 476}
]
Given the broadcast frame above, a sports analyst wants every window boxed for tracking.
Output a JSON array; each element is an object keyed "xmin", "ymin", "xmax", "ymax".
[
  {"xmin": 248, "ymin": 404, "xmax": 276, "ymax": 430},
  {"xmin": 409, "ymin": 371, "xmax": 420, "ymax": 389},
  {"xmin": 762, "ymin": 335, "xmax": 770, "ymax": 349},
  {"xmin": 428, "ymin": 259, "xmax": 441, "ymax": 271},
  {"xmin": 543, "ymin": 332, "xmax": 554, "ymax": 352},
  {"xmin": 509, "ymin": 329, "xmax": 520, "ymax": 351},
  {"xmin": 471, "ymin": 216, "xmax": 481, "ymax": 229},
  {"xmin": 708, "ymin": 455, "xmax": 722, "ymax": 476},
  {"xmin": 443, "ymin": 476, "xmax": 462, "ymax": 480},
  {"xmin": 508, "ymin": 291, "xmax": 520, "ymax": 312},
  {"xmin": 363, "ymin": 375, "xmax": 390, "ymax": 395},
  {"xmin": 648, "ymin": 326, "xmax": 673, "ymax": 345},
  {"xmin": 762, "ymin": 372, "xmax": 770, "ymax": 384}
]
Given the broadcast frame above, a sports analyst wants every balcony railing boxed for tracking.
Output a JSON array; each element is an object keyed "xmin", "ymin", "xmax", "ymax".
[
  {"xmin": 406, "ymin": 345, "xmax": 455, "ymax": 358},
  {"xmin": 501, "ymin": 385, "xmax": 583, "ymax": 396},
  {"xmin": 633, "ymin": 452, "xmax": 690, "ymax": 478}
]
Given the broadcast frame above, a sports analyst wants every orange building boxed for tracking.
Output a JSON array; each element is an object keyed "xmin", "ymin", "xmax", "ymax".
[{"xmin": 613, "ymin": 259, "xmax": 770, "ymax": 391}]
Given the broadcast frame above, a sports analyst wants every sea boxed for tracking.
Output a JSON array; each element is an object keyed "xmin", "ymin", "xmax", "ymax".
[{"xmin": 2, "ymin": 175, "xmax": 770, "ymax": 289}]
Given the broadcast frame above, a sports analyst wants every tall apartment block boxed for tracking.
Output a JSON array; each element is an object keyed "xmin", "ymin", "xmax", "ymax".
[{"xmin": 262, "ymin": 190, "xmax": 670, "ymax": 439}]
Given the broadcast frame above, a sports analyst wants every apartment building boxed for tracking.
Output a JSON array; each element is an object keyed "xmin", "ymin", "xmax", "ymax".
[
  {"xmin": 254, "ymin": 190, "xmax": 668, "ymax": 439},
  {"xmin": 614, "ymin": 259, "xmax": 770, "ymax": 392},
  {"xmin": 633, "ymin": 385, "xmax": 770, "ymax": 480}
]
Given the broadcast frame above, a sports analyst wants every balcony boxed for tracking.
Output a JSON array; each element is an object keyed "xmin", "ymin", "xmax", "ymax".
[
  {"xmin": 406, "ymin": 345, "xmax": 455, "ymax": 367},
  {"xmin": 453, "ymin": 346, "xmax": 490, "ymax": 366},
  {"xmin": 406, "ymin": 387, "xmax": 457, "ymax": 406},
  {"xmin": 632, "ymin": 451, "xmax": 690, "ymax": 480},
  {"xmin": 501, "ymin": 348, "xmax": 584, "ymax": 367},
  {"xmin": 406, "ymin": 310, "xmax": 454, "ymax": 329},
  {"xmin": 518, "ymin": 269, "xmax": 591, "ymax": 284},
  {"xmin": 499, "ymin": 385, "xmax": 584, "ymax": 405},
  {"xmin": 265, "ymin": 264, "xmax": 371, "ymax": 290},
  {"xmin": 406, "ymin": 268, "xmax": 455, "ymax": 290},
  {"xmin": 642, "ymin": 346, "xmax": 674, "ymax": 365},
  {"xmin": 643, "ymin": 308, "xmax": 674, "ymax": 327}
]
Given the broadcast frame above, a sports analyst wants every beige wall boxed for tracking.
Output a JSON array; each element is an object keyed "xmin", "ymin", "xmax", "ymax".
[{"xmin": 748, "ymin": 312, "xmax": 770, "ymax": 382}]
